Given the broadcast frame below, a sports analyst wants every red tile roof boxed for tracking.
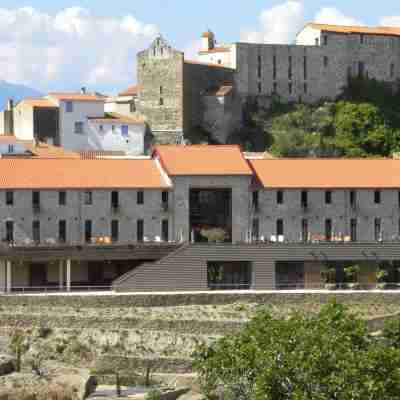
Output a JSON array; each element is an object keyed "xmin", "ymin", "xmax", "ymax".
[
  {"xmin": 118, "ymin": 84, "xmax": 143, "ymax": 97},
  {"xmin": 87, "ymin": 113, "xmax": 144, "ymax": 125},
  {"xmin": 48, "ymin": 92, "xmax": 106, "ymax": 102},
  {"xmin": 21, "ymin": 98, "xmax": 57, "ymax": 108},
  {"xmin": 0, "ymin": 159, "xmax": 169, "ymax": 189},
  {"xmin": 154, "ymin": 145, "xmax": 252, "ymax": 176},
  {"xmin": 307, "ymin": 23, "xmax": 400, "ymax": 37},
  {"xmin": 250, "ymin": 159, "xmax": 400, "ymax": 188}
]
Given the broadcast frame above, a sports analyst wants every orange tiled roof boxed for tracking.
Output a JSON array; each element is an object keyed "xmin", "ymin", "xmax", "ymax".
[
  {"xmin": 87, "ymin": 112, "xmax": 144, "ymax": 125},
  {"xmin": 206, "ymin": 85, "xmax": 233, "ymax": 97},
  {"xmin": 250, "ymin": 159, "xmax": 400, "ymax": 188},
  {"xmin": 154, "ymin": 145, "xmax": 252, "ymax": 176},
  {"xmin": 118, "ymin": 84, "xmax": 143, "ymax": 97},
  {"xmin": 0, "ymin": 159, "xmax": 169, "ymax": 189},
  {"xmin": 308, "ymin": 23, "xmax": 400, "ymax": 37},
  {"xmin": 198, "ymin": 46, "xmax": 231, "ymax": 54},
  {"xmin": 21, "ymin": 98, "xmax": 58, "ymax": 108},
  {"xmin": 48, "ymin": 92, "xmax": 106, "ymax": 102}
]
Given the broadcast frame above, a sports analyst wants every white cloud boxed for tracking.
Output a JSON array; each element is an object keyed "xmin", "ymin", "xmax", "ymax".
[
  {"xmin": 241, "ymin": 1, "xmax": 305, "ymax": 44},
  {"xmin": 380, "ymin": 16, "xmax": 400, "ymax": 27},
  {"xmin": 0, "ymin": 7, "xmax": 158, "ymax": 93},
  {"xmin": 314, "ymin": 7, "xmax": 363, "ymax": 26},
  {"xmin": 240, "ymin": 2, "xmax": 365, "ymax": 44}
]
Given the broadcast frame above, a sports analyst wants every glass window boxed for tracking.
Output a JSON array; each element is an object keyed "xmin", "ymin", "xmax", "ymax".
[
  {"xmin": 85, "ymin": 220, "xmax": 92, "ymax": 243},
  {"xmin": 32, "ymin": 220, "xmax": 40, "ymax": 243},
  {"xmin": 301, "ymin": 190, "xmax": 308, "ymax": 208},
  {"xmin": 111, "ymin": 191, "xmax": 119, "ymax": 208},
  {"xmin": 74, "ymin": 121, "xmax": 84, "ymax": 134},
  {"xmin": 6, "ymin": 191, "xmax": 13, "ymax": 206},
  {"xmin": 277, "ymin": 219, "xmax": 284, "ymax": 236},
  {"xmin": 59, "ymin": 191, "xmax": 66, "ymax": 206},
  {"xmin": 277, "ymin": 190, "xmax": 284, "ymax": 205},
  {"xmin": 350, "ymin": 218, "xmax": 357, "ymax": 242},
  {"xmin": 252, "ymin": 218, "xmax": 259, "ymax": 241},
  {"xmin": 374, "ymin": 190, "xmax": 381, "ymax": 204},
  {"xmin": 350, "ymin": 190, "xmax": 357, "ymax": 208},
  {"xmin": 111, "ymin": 220, "xmax": 119, "ymax": 242},
  {"xmin": 32, "ymin": 191, "xmax": 40, "ymax": 208},
  {"xmin": 121, "ymin": 125, "xmax": 129, "ymax": 137},
  {"xmin": 65, "ymin": 101, "xmax": 73, "ymax": 113},
  {"xmin": 162, "ymin": 219, "xmax": 169, "ymax": 242},
  {"xmin": 302, "ymin": 219, "xmax": 308, "ymax": 242},
  {"xmin": 137, "ymin": 219, "xmax": 144, "ymax": 242},
  {"xmin": 84, "ymin": 191, "xmax": 92, "ymax": 205},
  {"xmin": 325, "ymin": 190, "xmax": 332, "ymax": 205},
  {"xmin": 59, "ymin": 220, "xmax": 66, "ymax": 243},
  {"xmin": 6, "ymin": 221, "xmax": 13, "ymax": 242},
  {"xmin": 325, "ymin": 219, "xmax": 332, "ymax": 241},
  {"xmin": 375, "ymin": 218, "xmax": 382, "ymax": 241},
  {"xmin": 137, "ymin": 190, "xmax": 144, "ymax": 205}
]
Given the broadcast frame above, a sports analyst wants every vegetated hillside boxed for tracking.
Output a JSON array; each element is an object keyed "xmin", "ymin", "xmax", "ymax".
[
  {"xmin": 250, "ymin": 77, "xmax": 400, "ymax": 157},
  {"xmin": 0, "ymin": 80, "xmax": 42, "ymax": 110}
]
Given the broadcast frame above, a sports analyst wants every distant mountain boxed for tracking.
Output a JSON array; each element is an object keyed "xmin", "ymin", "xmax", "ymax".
[{"xmin": 0, "ymin": 80, "xmax": 43, "ymax": 110}]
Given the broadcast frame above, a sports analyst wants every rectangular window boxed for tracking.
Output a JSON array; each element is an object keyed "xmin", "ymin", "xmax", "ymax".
[
  {"xmin": 277, "ymin": 190, "xmax": 284, "ymax": 205},
  {"xmin": 303, "ymin": 56, "xmax": 307, "ymax": 80},
  {"xmin": 360, "ymin": 34, "xmax": 364, "ymax": 44},
  {"xmin": 5, "ymin": 221, "xmax": 13, "ymax": 243},
  {"xmin": 301, "ymin": 219, "xmax": 308, "ymax": 242},
  {"xmin": 84, "ymin": 191, "xmax": 92, "ymax": 205},
  {"xmin": 273, "ymin": 55, "xmax": 277, "ymax": 80},
  {"xmin": 315, "ymin": 38, "xmax": 319, "ymax": 46},
  {"xmin": 111, "ymin": 220, "xmax": 119, "ymax": 242},
  {"xmin": 159, "ymin": 98, "xmax": 164, "ymax": 106},
  {"xmin": 160, "ymin": 86, "xmax": 163, "ymax": 95},
  {"xmin": 288, "ymin": 82, "xmax": 293, "ymax": 95},
  {"xmin": 323, "ymin": 56, "xmax": 329, "ymax": 68},
  {"xmin": 325, "ymin": 219, "xmax": 332, "ymax": 241},
  {"xmin": 252, "ymin": 191, "xmax": 259, "ymax": 209},
  {"xmin": 350, "ymin": 190, "xmax": 357, "ymax": 208},
  {"xmin": 32, "ymin": 220, "xmax": 40, "ymax": 243},
  {"xmin": 137, "ymin": 219, "xmax": 144, "ymax": 242},
  {"xmin": 6, "ymin": 191, "xmax": 13, "ymax": 206},
  {"xmin": 99, "ymin": 125, "xmax": 104, "ymax": 132},
  {"xmin": 350, "ymin": 218, "xmax": 357, "ymax": 242},
  {"xmin": 374, "ymin": 190, "xmax": 381, "ymax": 204},
  {"xmin": 288, "ymin": 56, "xmax": 292, "ymax": 80},
  {"xmin": 111, "ymin": 191, "xmax": 119, "ymax": 208},
  {"xmin": 276, "ymin": 219, "xmax": 284, "ymax": 236},
  {"xmin": 252, "ymin": 218, "xmax": 260, "ymax": 241},
  {"xmin": 257, "ymin": 82, "xmax": 262, "ymax": 94},
  {"xmin": 130, "ymin": 102, "xmax": 136, "ymax": 113},
  {"xmin": 74, "ymin": 121, "xmax": 84, "ymax": 134},
  {"xmin": 59, "ymin": 220, "xmax": 66, "ymax": 243},
  {"xmin": 323, "ymin": 35, "xmax": 328, "ymax": 46},
  {"xmin": 257, "ymin": 55, "xmax": 262, "ymax": 78},
  {"xmin": 137, "ymin": 190, "xmax": 144, "ymax": 205},
  {"xmin": 162, "ymin": 191, "xmax": 169, "ymax": 211},
  {"xmin": 375, "ymin": 218, "xmax": 382, "ymax": 241},
  {"xmin": 301, "ymin": 190, "xmax": 308, "ymax": 209},
  {"xmin": 65, "ymin": 101, "xmax": 73, "ymax": 113},
  {"xmin": 84, "ymin": 220, "xmax": 92, "ymax": 243},
  {"xmin": 8, "ymin": 144, "xmax": 14, "ymax": 153},
  {"xmin": 391, "ymin": 63, "xmax": 395, "ymax": 78},
  {"xmin": 325, "ymin": 190, "xmax": 332, "ymax": 205},
  {"xmin": 59, "ymin": 191, "xmax": 66, "ymax": 206},
  {"xmin": 121, "ymin": 125, "xmax": 129, "ymax": 136},
  {"xmin": 32, "ymin": 191, "xmax": 40, "ymax": 210},
  {"xmin": 161, "ymin": 219, "xmax": 169, "ymax": 242}
]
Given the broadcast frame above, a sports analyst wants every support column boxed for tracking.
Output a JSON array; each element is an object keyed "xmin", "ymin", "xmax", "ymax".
[
  {"xmin": 0, "ymin": 261, "xmax": 6, "ymax": 293},
  {"xmin": 6, "ymin": 261, "xmax": 12, "ymax": 293},
  {"xmin": 66, "ymin": 259, "xmax": 71, "ymax": 292},
  {"xmin": 59, "ymin": 261, "xmax": 64, "ymax": 291}
]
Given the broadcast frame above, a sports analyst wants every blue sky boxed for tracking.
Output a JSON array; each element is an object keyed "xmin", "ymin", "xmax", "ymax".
[{"xmin": 0, "ymin": 1, "xmax": 399, "ymax": 93}]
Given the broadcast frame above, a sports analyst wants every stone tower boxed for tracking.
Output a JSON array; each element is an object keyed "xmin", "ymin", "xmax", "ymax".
[{"xmin": 136, "ymin": 36, "xmax": 185, "ymax": 144}]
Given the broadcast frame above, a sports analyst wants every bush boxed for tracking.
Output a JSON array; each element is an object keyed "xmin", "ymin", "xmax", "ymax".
[
  {"xmin": 145, "ymin": 389, "xmax": 162, "ymax": 400},
  {"xmin": 193, "ymin": 301, "xmax": 400, "ymax": 399}
]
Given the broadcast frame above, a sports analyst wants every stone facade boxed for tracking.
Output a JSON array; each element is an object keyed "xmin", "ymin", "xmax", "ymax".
[{"xmin": 252, "ymin": 188, "xmax": 400, "ymax": 242}]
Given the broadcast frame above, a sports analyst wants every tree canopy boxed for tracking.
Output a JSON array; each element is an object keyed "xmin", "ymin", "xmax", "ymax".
[
  {"xmin": 193, "ymin": 302, "xmax": 400, "ymax": 400},
  {"xmin": 254, "ymin": 78, "xmax": 400, "ymax": 158}
]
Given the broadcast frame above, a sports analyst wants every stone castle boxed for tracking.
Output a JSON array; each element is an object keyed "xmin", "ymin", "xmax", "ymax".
[{"xmin": 113, "ymin": 23, "xmax": 400, "ymax": 145}]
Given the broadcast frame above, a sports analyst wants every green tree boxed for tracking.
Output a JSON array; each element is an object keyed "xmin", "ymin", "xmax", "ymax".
[
  {"xmin": 9, "ymin": 329, "xmax": 30, "ymax": 372},
  {"xmin": 193, "ymin": 302, "xmax": 400, "ymax": 400}
]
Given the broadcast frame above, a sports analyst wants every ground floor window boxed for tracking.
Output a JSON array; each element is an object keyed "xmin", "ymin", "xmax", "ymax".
[
  {"xmin": 207, "ymin": 261, "xmax": 252, "ymax": 290},
  {"xmin": 276, "ymin": 262, "xmax": 304, "ymax": 289}
]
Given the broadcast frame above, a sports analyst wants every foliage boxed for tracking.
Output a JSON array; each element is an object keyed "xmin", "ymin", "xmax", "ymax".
[
  {"xmin": 376, "ymin": 267, "xmax": 389, "ymax": 283},
  {"xmin": 193, "ymin": 302, "xmax": 400, "ymax": 400},
  {"xmin": 253, "ymin": 77, "xmax": 400, "ymax": 158},
  {"xmin": 320, "ymin": 266, "xmax": 336, "ymax": 284},
  {"xmin": 9, "ymin": 329, "xmax": 30, "ymax": 372},
  {"xmin": 383, "ymin": 317, "xmax": 400, "ymax": 349},
  {"xmin": 145, "ymin": 389, "xmax": 162, "ymax": 400},
  {"xmin": 200, "ymin": 228, "xmax": 228, "ymax": 243},
  {"xmin": 344, "ymin": 265, "xmax": 360, "ymax": 283}
]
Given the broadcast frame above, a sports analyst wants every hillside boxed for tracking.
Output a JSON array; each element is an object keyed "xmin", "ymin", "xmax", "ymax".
[
  {"xmin": 251, "ymin": 77, "xmax": 400, "ymax": 157},
  {"xmin": 0, "ymin": 80, "xmax": 42, "ymax": 110}
]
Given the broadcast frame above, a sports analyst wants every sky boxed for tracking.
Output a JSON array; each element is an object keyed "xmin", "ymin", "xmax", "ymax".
[{"xmin": 0, "ymin": 0, "xmax": 399, "ymax": 94}]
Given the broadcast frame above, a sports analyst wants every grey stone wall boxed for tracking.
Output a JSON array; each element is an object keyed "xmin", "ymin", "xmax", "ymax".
[
  {"xmin": 171, "ymin": 175, "xmax": 252, "ymax": 243},
  {"xmin": 254, "ymin": 188, "xmax": 400, "ymax": 241},
  {"xmin": 0, "ymin": 189, "xmax": 171, "ymax": 244}
]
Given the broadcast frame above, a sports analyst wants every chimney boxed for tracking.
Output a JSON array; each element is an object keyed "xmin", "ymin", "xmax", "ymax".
[
  {"xmin": 201, "ymin": 30, "xmax": 215, "ymax": 52},
  {"xmin": 81, "ymin": 87, "xmax": 86, "ymax": 94}
]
